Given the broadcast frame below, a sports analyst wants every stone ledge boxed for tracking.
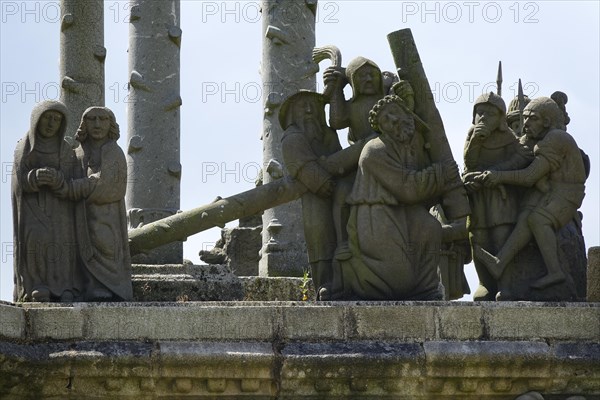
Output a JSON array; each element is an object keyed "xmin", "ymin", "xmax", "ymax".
[
  {"xmin": 0, "ymin": 302, "xmax": 25, "ymax": 340},
  {"xmin": 1, "ymin": 340, "xmax": 598, "ymax": 399},
  {"xmin": 3, "ymin": 301, "xmax": 598, "ymax": 342},
  {"xmin": 1, "ymin": 302, "xmax": 598, "ymax": 398},
  {"xmin": 131, "ymin": 264, "xmax": 315, "ymax": 302}
]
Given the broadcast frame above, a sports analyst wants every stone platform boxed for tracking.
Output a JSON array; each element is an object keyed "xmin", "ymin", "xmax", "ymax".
[
  {"xmin": 131, "ymin": 263, "xmax": 315, "ymax": 301},
  {"xmin": 1, "ymin": 301, "xmax": 599, "ymax": 399}
]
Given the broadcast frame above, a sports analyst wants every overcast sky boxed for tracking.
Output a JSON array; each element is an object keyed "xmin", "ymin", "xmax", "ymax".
[{"xmin": 1, "ymin": 1, "xmax": 598, "ymax": 302}]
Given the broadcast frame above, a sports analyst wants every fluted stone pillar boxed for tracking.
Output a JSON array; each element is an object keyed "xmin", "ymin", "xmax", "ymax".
[
  {"xmin": 60, "ymin": 0, "xmax": 105, "ymax": 138},
  {"xmin": 259, "ymin": 0, "xmax": 318, "ymax": 276},
  {"xmin": 127, "ymin": 0, "xmax": 183, "ymax": 264}
]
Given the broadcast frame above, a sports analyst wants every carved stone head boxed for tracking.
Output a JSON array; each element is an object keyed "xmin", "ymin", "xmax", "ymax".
[
  {"xmin": 278, "ymin": 90, "xmax": 326, "ymax": 131},
  {"xmin": 30, "ymin": 100, "xmax": 68, "ymax": 144},
  {"xmin": 75, "ymin": 106, "xmax": 120, "ymax": 144},
  {"xmin": 522, "ymin": 97, "xmax": 566, "ymax": 139},
  {"xmin": 345, "ymin": 57, "xmax": 384, "ymax": 97}
]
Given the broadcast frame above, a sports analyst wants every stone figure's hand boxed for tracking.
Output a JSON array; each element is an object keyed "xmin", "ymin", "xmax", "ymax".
[
  {"xmin": 480, "ymin": 170, "xmax": 500, "ymax": 187},
  {"xmin": 48, "ymin": 170, "xmax": 65, "ymax": 190},
  {"xmin": 35, "ymin": 168, "xmax": 56, "ymax": 186},
  {"xmin": 472, "ymin": 123, "xmax": 491, "ymax": 140},
  {"xmin": 316, "ymin": 179, "xmax": 335, "ymax": 198},
  {"xmin": 391, "ymin": 80, "xmax": 415, "ymax": 111},
  {"xmin": 323, "ymin": 66, "xmax": 347, "ymax": 88},
  {"xmin": 462, "ymin": 171, "xmax": 483, "ymax": 193}
]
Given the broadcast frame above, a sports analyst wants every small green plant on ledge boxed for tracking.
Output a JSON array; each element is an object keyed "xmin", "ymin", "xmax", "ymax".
[{"xmin": 300, "ymin": 268, "xmax": 310, "ymax": 301}]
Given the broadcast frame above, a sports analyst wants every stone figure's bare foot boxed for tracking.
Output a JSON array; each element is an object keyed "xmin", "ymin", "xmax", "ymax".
[
  {"xmin": 474, "ymin": 245, "xmax": 503, "ymax": 280},
  {"xmin": 531, "ymin": 272, "xmax": 566, "ymax": 289}
]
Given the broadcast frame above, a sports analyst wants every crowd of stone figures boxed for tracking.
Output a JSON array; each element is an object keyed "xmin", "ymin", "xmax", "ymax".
[
  {"xmin": 12, "ymin": 56, "xmax": 589, "ymax": 303},
  {"xmin": 280, "ymin": 57, "xmax": 588, "ymax": 303}
]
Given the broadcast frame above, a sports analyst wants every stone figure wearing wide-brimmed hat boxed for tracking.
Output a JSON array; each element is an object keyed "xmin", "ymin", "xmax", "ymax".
[{"xmin": 280, "ymin": 91, "xmax": 343, "ymax": 300}]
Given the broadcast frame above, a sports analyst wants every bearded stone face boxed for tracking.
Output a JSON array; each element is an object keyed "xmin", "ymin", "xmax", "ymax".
[{"xmin": 377, "ymin": 102, "xmax": 415, "ymax": 143}]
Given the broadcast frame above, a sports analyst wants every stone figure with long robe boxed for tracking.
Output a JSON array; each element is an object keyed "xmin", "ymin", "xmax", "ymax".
[
  {"xmin": 56, "ymin": 106, "xmax": 132, "ymax": 301},
  {"xmin": 12, "ymin": 101, "xmax": 80, "ymax": 302},
  {"xmin": 341, "ymin": 95, "xmax": 456, "ymax": 300}
]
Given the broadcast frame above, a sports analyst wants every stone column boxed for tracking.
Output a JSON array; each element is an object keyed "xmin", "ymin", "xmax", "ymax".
[
  {"xmin": 126, "ymin": 0, "xmax": 183, "ymax": 264},
  {"xmin": 259, "ymin": 0, "xmax": 318, "ymax": 276},
  {"xmin": 60, "ymin": 0, "xmax": 105, "ymax": 138}
]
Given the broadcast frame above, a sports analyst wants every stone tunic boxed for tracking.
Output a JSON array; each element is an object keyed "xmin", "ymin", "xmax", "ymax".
[{"xmin": 282, "ymin": 124, "xmax": 342, "ymax": 263}]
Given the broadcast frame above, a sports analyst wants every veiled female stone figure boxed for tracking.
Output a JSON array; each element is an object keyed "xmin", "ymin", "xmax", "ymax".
[
  {"xmin": 342, "ymin": 95, "xmax": 456, "ymax": 300},
  {"xmin": 12, "ymin": 101, "xmax": 79, "ymax": 302},
  {"xmin": 57, "ymin": 106, "xmax": 132, "ymax": 301}
]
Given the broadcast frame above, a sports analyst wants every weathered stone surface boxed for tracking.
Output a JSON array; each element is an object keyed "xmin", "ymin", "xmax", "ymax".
[
  {"xmin": 28, "ymin": 306, "xmax": 84, "ymax": 340},
  {"xmin": 280, "ymin": 342, "xmax": 425, "ymax": 398},
  {"xmin": 199, "ymin": 225, "xmax": 262, "ymax": 276},
  {"xmin": 2, "ymin": 302, "xmax": 599, "ymax": 398},
  {"xmin": 588, "ymin": 246, "xmax": 600, "ymax": 302},
  {"xmin": 60, "ymin": 0, "xmax": 105, "ymax": 139},
  {"xmin": 132, "ymin": 263, "xmax": 244, "ymax": 301},
  {"xmin": 0, "ymin": 303, "xmax": 25, "ymax": 339},
  {"xmin": 352, "ymin": 304, "xmax": 437, "ymax": 340},
  {"xmin": 240, "ymin": 276, "xmax": 315, "ymax": 302},
  {"xmin": 436, "ymin": 303, "xmax": 484, "ymax": 340},
  {"xmin": 82, "ymin": 306, "xmax": 276, "ymax": 341},
  {"xmin": 484, "ymin": 303, "xmax": 600, "ymax": 340},
  {"xmin": 14, "ymin": 301, "xmax": 600, "ymax": 343},
  {"xmin": 126, "ymin": 0, "xmax": 183, "ymax": 264},
  {"xmin": 259, "ymin": 0, "xmax": 316, "ymax": 277},
  {"xmin": 131, "ymin": 264, "xmax": 314, "ymax": 301},
  {"xmin": 281, "ymin": 305, "xmax": 345, "ymax": 340}
]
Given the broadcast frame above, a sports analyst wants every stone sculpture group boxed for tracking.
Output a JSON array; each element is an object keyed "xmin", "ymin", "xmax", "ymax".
[
  {"xmin": 12, "ymin": 102, "xmax": 131, "ymax": 302},
  {"xmin": 280, "ymin": 50, "xmax": 588, "ymax": 302},
  {"xmin": 12, "ymin": 35, "xmax": 588, "ymax": 304}
]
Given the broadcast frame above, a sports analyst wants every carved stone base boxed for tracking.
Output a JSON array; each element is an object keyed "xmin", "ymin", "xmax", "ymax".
[
  {"xmin": 258, "ymin": 241, "xmax": 308, "ymax": 278},
  {"xmin": 1, "ymin": 302, "xmax": 598, "ymax": 399},
  {"xmin": 132, "ymin": 263, "xmax": 314, "ymax": 302}
]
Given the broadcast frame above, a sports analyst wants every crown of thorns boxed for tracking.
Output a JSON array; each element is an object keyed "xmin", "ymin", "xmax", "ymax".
[{"xmin": 369, "ymin": 95, "xmax": 411, "ymax": 133}]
